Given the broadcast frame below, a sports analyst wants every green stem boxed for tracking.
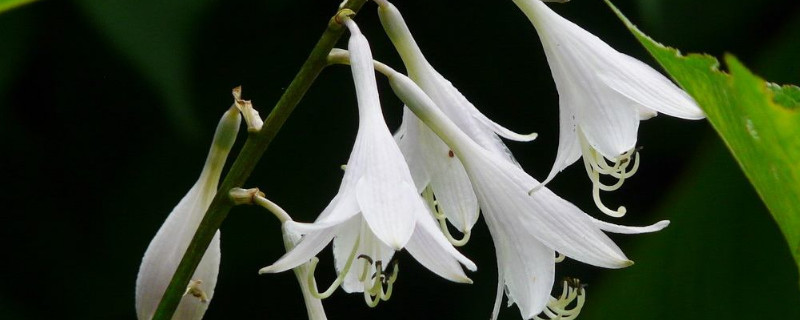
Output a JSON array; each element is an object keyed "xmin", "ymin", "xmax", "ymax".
[{"xmin": 151, "ymin": 1, "xmax": 369, "ymax": 318}]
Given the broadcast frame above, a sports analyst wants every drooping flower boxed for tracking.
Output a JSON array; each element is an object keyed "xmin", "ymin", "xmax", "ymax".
[
  {"xmin": 386, "ymin": 67, "xmax": 669, "ymax": 319},
  {"xmin": 135, "ymin": 105, "xmax": 241, "ymax": 320},
  {"xmin": 514, "ymin": 0, "xmax": 705, "ymax": 217},
  {"xmin": 374, "ymin": 0, "xmax": 538, "ymax": 244},
  {"xmin": 259, "ymin": 16, "xmax": 476, "ymax": 306}
]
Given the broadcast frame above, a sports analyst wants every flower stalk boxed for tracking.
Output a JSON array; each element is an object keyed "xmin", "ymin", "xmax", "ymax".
[{"xmin": 151, "ymin": 1, "xmax": 369, "ymax": 318}]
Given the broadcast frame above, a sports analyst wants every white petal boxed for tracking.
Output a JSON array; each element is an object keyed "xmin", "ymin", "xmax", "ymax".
[
  {"xmin": 406, "ymin": 206, "xmax": 477, "ymax": 282},
  {"xmin": 428, "ymin": 160, "xmax": 480, "ymax": 233},
  {"xmin": 395, "ymin": 108, "xmax": 431, "ymax": 193},
  {"xmin": 332, "ymin": 218, "xmax": 361, "ymax": 292},
  {"xmin": 334, "ymin": 217, "xmax": 395, "ymax": 293},
  {"xmin": 345, "ymin": 20, "xmax": 383, "ymax": 126},
  {"xmin": 135, "ymin": 109, "xmax": 239, "ymax": 320},
  {"xmin": 541, "ymin": 105, "xmax": 582, "ymax": 186},
  {"xmin": 592, "ymin": 218, "xmax": 670, "ymax": 234},
  {"xmin": 472, "ymin": 109, "xmax": 538, "ymax": 142},
  {"xmin": 574, "ymin": 84, "xmax": 641, "ymax": 159},
  {"xmin": 355, "ymin": 174, "xmax": 418, "ymax": 249},
  {"xmin": 427, "ymin": 70, "xmax": 520, "ymax": 163},
  {"xmin": 379, "ymin": 0, "xmax": 524, "ymax": 163},
  {"xmin": 465, "ymin": 149, "xmax": 632, "ymax": 269},
  {"xmin": 484, "ymin": 206, "xmax": 554, "ymax": 319},
  {"xmin": 598, "ymin": 54, "xmax": 705, "ymax": 120},
  {"xmin": 260, "ymin": 226, "xmax": 338, "ymax": 274},
  {"xmin": 346, "ymin": 18, "xmax": 419, "ymax": 249},
  {"xmin": 416, "ymin": 119, "xmax": 480, "ymax": 232},
  {"xmin": 288, "ymin": 190, "xmax": 359, "ymax": 235}
]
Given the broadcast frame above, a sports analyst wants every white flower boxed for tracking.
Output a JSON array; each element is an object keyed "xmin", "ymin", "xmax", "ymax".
[
  {"xmin": 259, "ymin": 17, "xmax": 476, "ymax": 305},
  {"xmin": 387, "ymin": 68, "xmax": 669, "ymax": 319},
  {"xmin": 135, "ymin": 106, "xmax": 241, "ymax": 320},
  {"xmin": 377, "ymin": 0, "xmax": 537, "ymax": 242},
  {"xmin": 514, "ymin": 0, "xmax": 705, "ymax": 217}
]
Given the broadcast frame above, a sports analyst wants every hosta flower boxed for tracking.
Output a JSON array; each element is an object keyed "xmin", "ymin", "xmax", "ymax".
[
  {"xmin": 387, "ymin": 68, "xmax": 668, "ymax": 319},
  {"xmin": 514, "ymin": 0, "xmax": 705, "ymax": 216},
  {"xmin": 376, "ymin": 0, "xmax": 537, "ymax": 242},
  {"xmin": 135, "ymin": 106, "xmax": 241, "ymax": 320},
  {"xmin": 259, "ymin": 17, "xmax": 476, "ymax": 306}
]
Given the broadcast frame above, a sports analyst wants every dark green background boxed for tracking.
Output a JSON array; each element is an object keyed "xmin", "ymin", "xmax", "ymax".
[{"xmin": 1, "ymin": 0, "xmax": 799, "ymax": 318}]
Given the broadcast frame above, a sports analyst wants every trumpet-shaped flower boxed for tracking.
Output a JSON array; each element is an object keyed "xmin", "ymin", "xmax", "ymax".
[
  {"xmin": 259, "ymin": 17, "xmax": 476, "ymax": 305},
  {"xmin": 387, "ymin": 67, "xmax": 669, "ymax": 319},
  {"xmin": 135, "ymin": 106, "xmax": 241, "ymax": 320},
  {"xmin": 514, "ymin": 0, "xmax": 705, "ymax": 217},
  {"xmin": 377, "ymin": 0, "xmax": 538, "ymax": 242}
]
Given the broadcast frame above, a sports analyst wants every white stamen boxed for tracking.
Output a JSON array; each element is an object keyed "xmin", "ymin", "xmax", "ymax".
[
  {"xmin": 535, "ymin": 279, "xmax": 586, "ymax": 320},
  {"xmin": 422, "ymin": 187, "xmax": 471, "ymax": 247},
  {"xmin": 555, "ymin": 252, "xmax": 565, "ymax": 263},
  {"xmin": 577, "ymin": 129, "xmax": 643, "ymax": 218},
  {"xmin": 306, "ymin": 236, "xmax": 361, "ymax": 299},
  {"xmin": 360, "ymin": 258, "xmax": 399, "ymax": 307}
]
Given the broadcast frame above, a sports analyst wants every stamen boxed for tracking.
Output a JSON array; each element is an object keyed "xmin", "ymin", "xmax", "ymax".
[
  {"xmin": 437, "ymin": 217, "xmax": 471, "ymax": 247},
  {"xmin": 534, "ymin": 279, "xmax": 586, "ymax": 320},
  {"xmin": 381, "ymin": 260, "xmax": 399, "ymax": 300},
  {"xmin": 555, "ymin": 252, "xmax": 565, "ymax": 263},
  {"xmin": 306, "ymin": 236, "xmax": 361, "ymax": 299},
  {"xmin": 422, "ymin": 186, "xmax": 471, "ymax": 246},
  {"xmin": 577, "ymin": 130, "xmax": 643, "ymax": 218},
  {"xmin": 359, "ymin": 258, "xmax": 400, "ymax": 307},
  {"xmin": 357, "ymin": 255, "xmax": 373, "ymax": 282}
]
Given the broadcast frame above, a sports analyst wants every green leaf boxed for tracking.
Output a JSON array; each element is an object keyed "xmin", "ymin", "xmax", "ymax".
[
  {"xmin": 0, "ymin": 0, "xmax": 35, "ymax": 14},
  {"xmin": 605, "ymin": 0, "xmax": 800, "ymax": 276},
  {"xmin": 75, "ymin": 0, "xmax": 215, "ymax": 138}
]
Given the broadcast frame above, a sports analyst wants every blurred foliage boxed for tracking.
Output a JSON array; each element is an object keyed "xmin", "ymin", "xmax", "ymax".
[
  {"xmin": 0, "ymin": 0, "xmax": 34, "ymax": 14},
  {"xmin": 1, "ymin": 0, "xmax": 799, "ymax": 319},
  {"xmin": 74, "ymin": 0, "xmax": 217, "ymax": 138},
  {"xmin": 608, "ymin": 0, "xmax": 800, "ymax": 276}
]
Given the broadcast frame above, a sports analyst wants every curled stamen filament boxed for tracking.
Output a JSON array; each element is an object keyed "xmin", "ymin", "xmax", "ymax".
[
  {"xmin": 362, "ymin": 259, "xmax": 399, "ymax": 307},
  {"xmin": 555, "ymin": 252, "xmax": 565, "ymax": 263},
  {"xmin": 578, "ymin": 130, "xmax": 642, "ymax": 217},
  {"xmin": 535, "ymin": 279, "xmax": 586, "ymax": 320},
  {"xmin": 422, "ymin": 186, "xmax": 471, "ymax": 247},
  {"xmin": 306, "ymin": 236, "xmax": 361, "ymax": 299}
]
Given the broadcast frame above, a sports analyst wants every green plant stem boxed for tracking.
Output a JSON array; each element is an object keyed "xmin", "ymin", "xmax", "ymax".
[{"xmin": 151, "ymin": 1, "xmax": 369, "ymax": 318}]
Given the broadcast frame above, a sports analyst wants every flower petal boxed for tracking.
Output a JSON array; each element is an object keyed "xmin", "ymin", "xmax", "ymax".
[
  {"xmin": 591, "ymin": 218, "xmax": 670, "ymax": 234},
  {"xmin": 466, "ymin": 149, "xmax": 632, "ymax": 269},
  {"xmin": 405, "ymin": 206, "xmax": 478, "ymax": 282},
  {"xmin": 355, "ymin": 174, "xmax": 418, "ymax": 249},
  {"xmin": 484, "ymin": 208, "xmax": 555, "ymax": 319},
  {"xmin": 472, "ymin": 108, "xmax": 538, "ymax": 142},
  {"xmin": 260, "ymin": 226, "xmax": 338, "ymax": 274},
  {"xmin": 395, "ymin": 108, "xmax": 431, "ymax": 193},
  {"xmin": 415, "ymin": 118, "xmax": 480, "ymax": 232},
  {"xmin": 136, "ymin": 108, "xmax": 239, "ymax": 320},
  {"xmin": 574, "ymin": 84, "xmax": 641, "ymax": 159},
  {"xmin": 334, "ymin": 217, "xmax": 395, "ymax": 293},
  {"xmin": 346, "ymin": 17, "xmax": 419, "ymax": 250},
  {"xmin": 597, "ymin": 54, "xmax": 705, "ymax": 120},
  {"xmin": 541, "ymin": 104, "xmax": 582, "ymax": 186},
  {"xmin": 287, "ymin": 190, "xmax": 359, "ymax": 235}
]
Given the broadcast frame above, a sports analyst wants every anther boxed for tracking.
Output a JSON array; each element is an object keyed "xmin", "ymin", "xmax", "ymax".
[{"xmin": 184, "ymin": 280, "xmax": 209, "ymax": 303}]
